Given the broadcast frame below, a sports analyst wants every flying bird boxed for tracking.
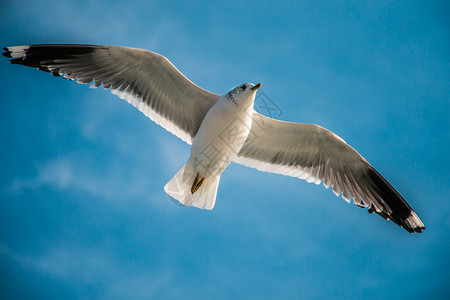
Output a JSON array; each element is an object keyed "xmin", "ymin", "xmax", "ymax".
[{"xmin": 3, "ymin": 44, "xmax": 425, "ymax": 233}]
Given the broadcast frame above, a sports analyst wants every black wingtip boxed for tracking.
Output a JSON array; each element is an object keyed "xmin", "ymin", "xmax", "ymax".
[
  {"xmin": 367, "ymin": 168, "xmax": 410, "ymax": 231},
  {"xmin": 412, "ymin": 221, "xmax": 425, "ymax": 233},
  {"xmin": 2, "ymin": 48, "xmax": 11, "ymax": 58},
  {"xmin": 2, "ymin": 44, "xmax": 99, "ymax": 69},
  {"xmin": 364, "ymin": 168, "xmax": 426, "ymax": 234},
  {"xmin": 9, "ymin": 58, "xmax": 25, "ymax": 65},
  {"xmin": 406, "ymin": 226, "xmax": 424, "ymax": 234}
]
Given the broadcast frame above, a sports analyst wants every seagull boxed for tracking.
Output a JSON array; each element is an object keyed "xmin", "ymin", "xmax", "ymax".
[{"xmin": 3, "ymin": 44, "xmax": 425, "ymax": 233}]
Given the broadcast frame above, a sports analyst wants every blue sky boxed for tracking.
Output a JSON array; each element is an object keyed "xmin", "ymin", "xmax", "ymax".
[{"xmin": 1, "ymin": 0, "xmax": 449, "ymax": 299}]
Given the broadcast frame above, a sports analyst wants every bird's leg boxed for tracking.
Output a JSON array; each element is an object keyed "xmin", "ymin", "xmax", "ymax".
[{"xmin": 191, "ymin": 173, "xmax": 205, "ymax": 194}]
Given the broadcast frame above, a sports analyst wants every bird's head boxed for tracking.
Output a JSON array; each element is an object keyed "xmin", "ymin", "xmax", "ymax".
[{"xmin": 225, "ymin": 83, "xmax": 262, "ymax": 110}]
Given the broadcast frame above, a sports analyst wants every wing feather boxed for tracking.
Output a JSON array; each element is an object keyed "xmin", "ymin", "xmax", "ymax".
[
  {"xmin": 235, "ymin": 111, "xmax": 425, "ymax": 233},
  {"xmin": 3, "ymin": 44, "xmax": 220, "ymax": 144}
]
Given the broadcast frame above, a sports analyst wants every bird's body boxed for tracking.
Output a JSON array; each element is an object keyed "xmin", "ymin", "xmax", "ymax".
[
  {"xmin": 191, "ymin": 87, "xmax": 255, "ymax": 179},
  {"xmin": 3, "ymin": 44, "xmax": 425, "ymax": 233},
  {"xmin": 165, "ymin": 83, "xmax": 259, "ymax": 208}
]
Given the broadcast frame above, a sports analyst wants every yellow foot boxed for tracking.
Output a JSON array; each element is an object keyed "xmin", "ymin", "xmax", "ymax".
[{"xmin": 191, "ymin": 173, "xmax": 205, "ymax": 194}]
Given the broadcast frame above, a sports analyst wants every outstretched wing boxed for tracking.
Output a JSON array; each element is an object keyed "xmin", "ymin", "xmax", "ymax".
[
  {"xmin": 3, "ymin": 44, "xmax": 220, "ymax": 144},
  {"xmin": 235, "ymin": 111, "xmax": 425, "ymax": 233}
]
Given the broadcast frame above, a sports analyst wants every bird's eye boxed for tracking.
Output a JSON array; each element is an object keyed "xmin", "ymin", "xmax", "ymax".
[{"xmin": 241, "ymin": 84, "xmax": 246, "ymax": 90}]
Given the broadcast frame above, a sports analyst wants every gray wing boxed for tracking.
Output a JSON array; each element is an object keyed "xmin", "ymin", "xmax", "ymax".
[
  {"xmin": 236, "ymin": 111, "xmax": 425, "ymax": 233},
  {"xmin": 3, "ymin": 44, "xmax": 220, "ymax": 144}
]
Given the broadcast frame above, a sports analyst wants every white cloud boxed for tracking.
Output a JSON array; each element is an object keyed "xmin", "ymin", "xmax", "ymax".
[
  {"xmin": 6, "ymin": 153, "xmax": 170, "ymax": 211},
  {"xmin": 1, "ymin": 243, "xmax": 179, "ymax": 299},
  {"xmin": 8, "ymin": 158, "xmax": 74, "ymax": 193}
]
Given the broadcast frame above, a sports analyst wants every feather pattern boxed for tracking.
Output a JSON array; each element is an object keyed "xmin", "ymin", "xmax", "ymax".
[
  {"xmin": 3, "ymin": 44, "xmax": 425, "ymax": 233},
  {"xmin": 236, "ymin": 112, "xmax": 425, "ymax": 233},
  {"xmin": 3, "ymin": 44, "xmax": 220, "ymax": 144}
]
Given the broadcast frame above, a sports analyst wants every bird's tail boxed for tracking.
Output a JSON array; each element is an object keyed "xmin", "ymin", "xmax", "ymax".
[{"xmin": 164, "ymin": 161, "xmax": 220, "ymax": 210}]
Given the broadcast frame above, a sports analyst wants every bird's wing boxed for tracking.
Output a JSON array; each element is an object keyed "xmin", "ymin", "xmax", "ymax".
[
  {"xmin": 235, "ymin": 111, "xmax": 425, "ymax": 233},
  {"xmin": 3, "ymin": 44, "xmax": 220, "ymax": 144}
]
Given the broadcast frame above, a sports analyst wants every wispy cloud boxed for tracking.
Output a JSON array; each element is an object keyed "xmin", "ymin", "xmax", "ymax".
[
  {"xmin": 1, "ymin": 1, "xmax": 447, "ymax": 299},
  {"xmin": 8, "ymin": 158, "xmax": 74, "ymax": 193},
  {"xmin": 6, "ymin": 153, "xmax": 169, "ymax": 210},
  {"xmin": 1, "ymin": 242, "xmax": 179, "ymax": 299}
]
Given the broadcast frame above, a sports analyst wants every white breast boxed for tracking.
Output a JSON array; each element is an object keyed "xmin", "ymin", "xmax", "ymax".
[{"xmin": 191, "ymin": 97, "xmax": 254, "ymax": 178}]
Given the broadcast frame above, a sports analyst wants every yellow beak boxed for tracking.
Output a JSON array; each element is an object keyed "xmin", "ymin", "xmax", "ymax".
[{"xmin": 251, "ymin": 83, "xmax": 262, "ymax": 91}]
